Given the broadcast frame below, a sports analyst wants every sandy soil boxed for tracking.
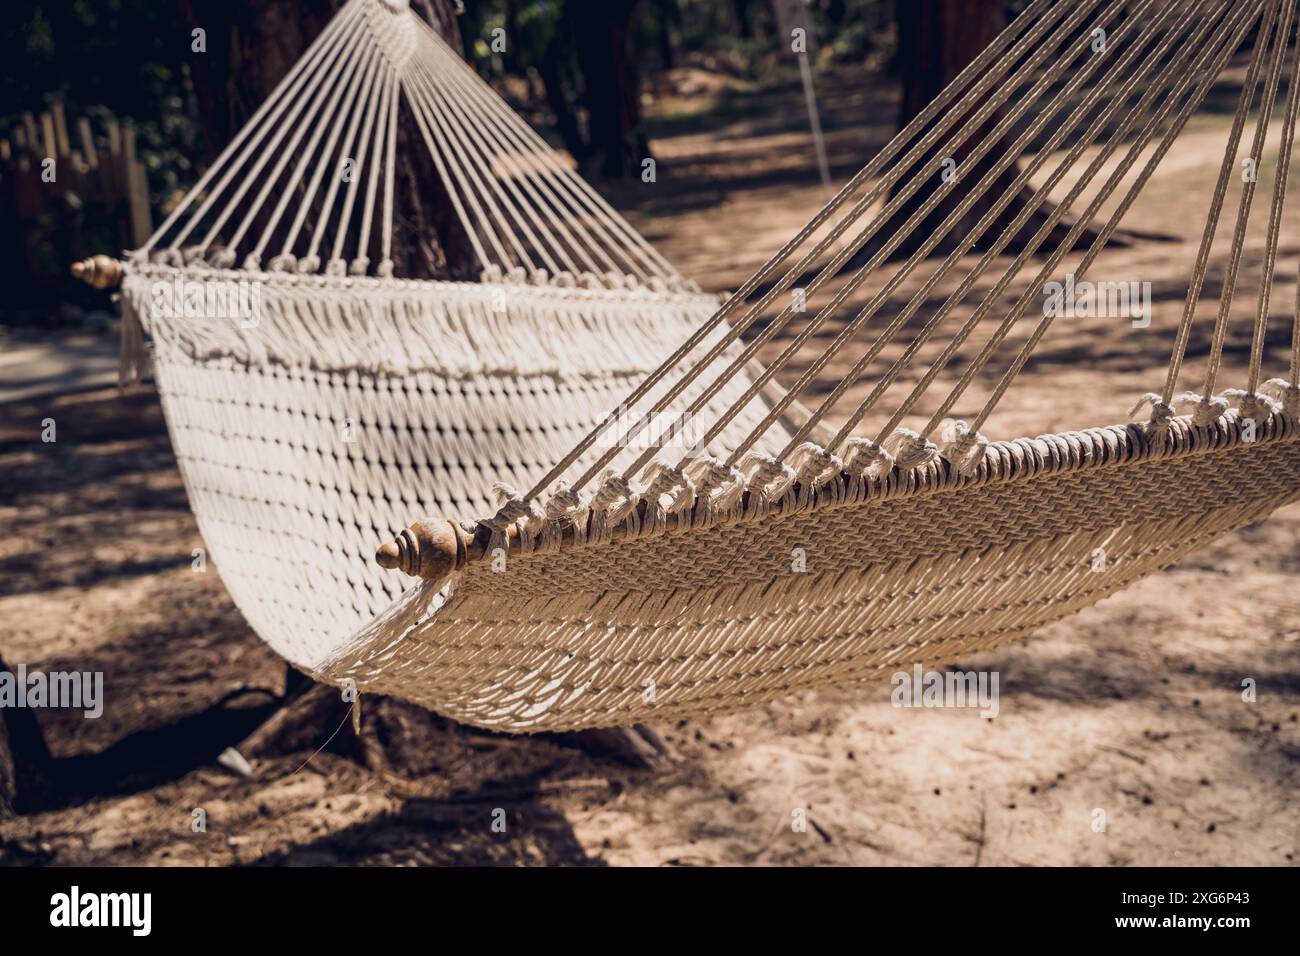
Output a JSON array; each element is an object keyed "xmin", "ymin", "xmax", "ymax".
[{"xmin": 1, "ymin": 66, "xmax": 1298, "ymax": 866}]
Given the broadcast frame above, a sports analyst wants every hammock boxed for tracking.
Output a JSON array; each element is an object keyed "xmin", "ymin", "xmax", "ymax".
[
  {"xmin": 94, "ymin": 0, "xmax": 1300, "ymax": 732},
  {"xmin": 83, "ymin": 0, "xmax": 820, "ymax": 672}
]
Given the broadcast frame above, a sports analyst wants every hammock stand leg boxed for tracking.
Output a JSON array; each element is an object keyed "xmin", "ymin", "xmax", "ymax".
[
  {"xmin": 233, "ymin": 668, "xmax": 374, "ymax": 770},
  {"xmin": 232, "ymin": 668, "xmax": 680, "ymax": 774},
  {"xmin": 548, "ymin": 724, "xmax": 680, "ymax": 772}
]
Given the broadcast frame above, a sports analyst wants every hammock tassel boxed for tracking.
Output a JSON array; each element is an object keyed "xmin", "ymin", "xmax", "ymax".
[
  {"xmin": 1261, "ymin": 379, "xmax": 1300, "ymax": 418},
  {"xmin": 1172, "ymin": 392, "xmax": 1230, "ymax": 428},
  {"xmin": 1224, "ymin": 388, "xmax": 1281, "ymax": 423},
  {"xmin": 484, "ymin": 485, "xmax": 531, "ymax": 556},
  {"xmin": 888, "ymin": 429, "xmax": 940, "ymax": 470},
  {"xmin": 686, "ymin": 459, "xmax": 745, "ymax": 526},
  {"xmin": 118, "ymin": 289, "xmax": 149, "ymax": 388},
  {"xmin": 588, "ymin": 472, "xmax": 640, "ymax": 543},
  {"xmin": 789, "ymin": 443, "xmax": 845, "ymax": 508},
  {"xmin": 540, "ymin": 484, "xmax": 583, "ymax": 551},
  {"xmin": 640, "ymin": 464, "xmax": 696, "ymax": 531},
  {"xmin": 842, "ymin": 438, "xmax": 895, "ymax": 478},
  {"xmin": 71, "ymin": 255, "xmax": 146, "ymax": 387},
  {"xmin": 940, "ymin": 420, "xmax": 989, "ymax": 477},
  {"xmin": 738, "ymin": 455, "xmax": 796, "ymax": 517},
  {"xmin": 1130, "ymin": 392, "xmax": 1177, "ymax": 435}
]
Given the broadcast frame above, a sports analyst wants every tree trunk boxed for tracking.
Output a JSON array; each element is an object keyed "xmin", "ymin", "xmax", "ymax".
[
  {"xmin": 175, "ymin": 0, "xmax": 476, "ymax": 278},
  {"xmin": 889, "ymin": 0, "xmax": 1110, "ymax": 258},
  {"xmin": 569, "ymin": 0, "xmax": 651, "ymax": 179},
  {"xmin": 657, "ymin": 0, "xmax": 681, "ymax": 71},
  {"xmin": 0, "ymin": 656, "xmax": 53, "ymax": 820},
  {"xmin": 0, "ymin": 706, "xmax": 16, "ymax": 819},
  {"xmin": 733, "ymin": 0, "xmax": 755, "ymax": 39},
  {"xmin": 539, "ymin": 39, "xmax": 589, "ymax": 161},
  {"xmin": 410, "ymin": 0, "xmax": 463, "ymax": 52},
  {"xmin": 897, "ymin": 0, "xmax": 1006, "ymax": 128}
]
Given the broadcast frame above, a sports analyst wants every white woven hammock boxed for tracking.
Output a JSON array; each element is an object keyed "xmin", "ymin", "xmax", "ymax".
[
  {"xmin": 115, "ymin": 0, "xmax": 819, "ymax": 670},
  {"xmin": 113, "ymin": 0, "xmax": 1300, "ymax": 731}
]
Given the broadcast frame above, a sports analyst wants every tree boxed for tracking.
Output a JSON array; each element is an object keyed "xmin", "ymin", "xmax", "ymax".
[
  {"xmin": 890, "ymin": 0, "xmax": 1109, "ymax": 256},
  {"xmin": 0, "ymin": 656, "xmax": 52, "ymax": 820},
  {"xmin": 733, "ymin": 0, "xmax": 756, "ymax": 39},
  {"xmin": 526, "ymin": 0, "xmax": 651, "ymax": 180},
  {"xmin": 656, "ymin": 0, "xmax": 683, "ymax": 71},
  {"xmin": 568, "ymin": 0, "xmax": 652, "ymax": 179},
  {"xmin": 174, "ymin": 0, "xmax": 477, "ymax": 277}
]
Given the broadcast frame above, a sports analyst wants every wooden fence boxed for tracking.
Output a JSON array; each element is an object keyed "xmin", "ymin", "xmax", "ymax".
[{"xmin": 1, "ymin": 102, "xmax": 153, "ymax": 313}]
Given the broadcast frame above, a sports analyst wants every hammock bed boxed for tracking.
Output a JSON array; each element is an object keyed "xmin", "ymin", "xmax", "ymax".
[
  {"xmin": 89, "ymin": 0, "xmax": 1300, "ymax": 731},
  {"xmin": 81, "ymin": 0, "xmax": 818, "ymax": 672}
]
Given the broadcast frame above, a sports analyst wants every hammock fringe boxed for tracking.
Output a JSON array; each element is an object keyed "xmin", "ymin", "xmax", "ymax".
[{"xmin": 123, "ymin": 268, "xmax": 721, "ymax": 379}]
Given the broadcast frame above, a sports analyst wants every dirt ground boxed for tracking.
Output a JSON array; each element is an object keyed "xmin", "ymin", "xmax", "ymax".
[{"xmin": 1, "ymin": 66, "xmax": 1298, "ymax": 866}]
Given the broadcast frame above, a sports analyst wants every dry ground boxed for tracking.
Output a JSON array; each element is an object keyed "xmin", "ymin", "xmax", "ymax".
[{"xmin": 1, "ymin": 66, "xmax": 1298, "ymax": 866}]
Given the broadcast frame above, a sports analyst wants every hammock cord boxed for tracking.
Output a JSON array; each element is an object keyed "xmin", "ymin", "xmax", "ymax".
[
  {"xmin": 600, "ymin": 0, "xmax": 1127, "ymax": 488},
  {"xmin": 520, "ymin": 0, "xmax": 1066, "ymax": 500},
  {"xmin": 331, "ymin": 60, "xmax": 392, "ymax": 269},
  {"xmin": 519, "ymin": 0, "xmax": 1297, "ymax": 516},
  {"xmin": 662, "ymin": 0, "xmax": 1164, "ymax": 473},
  {"xmin": 1159, "ymin": 1, "xmax": 1284, "ymax": 409},
  {"xmin": 959, "ymin": 0, "xmax": 1270, "ymax": 437},
  {"xmin": 1199, "ymin": 0, "xmax": 1290, "ymax": 402},
  {"xmin": 278, "ymin": 39, "xmax": 381, "ymax": 264},
  {"xmin": 532, "ymin": 0, "xmax": 1103, "ymax": 497},
  {"xmin": 299, "ymin": 40, "xmax": 382, "ymax": 265},
  {"xmin": 171, "ymin": 6, "xmax": 363, "ymax": 257},
  {"xmin": 405, "ymin": 60, "xmax": 511, "ymax": 268},
  {"xmin": 252, "ymin": 37, "xmax": 378, "ymax": 265},
  {"xmin": 355, "ymin": 46, "xmax": 393, "ymax": 272},
  {"xmin": 140, "ymin": 1, "xmax": 363, "ymax": 256},
  {"xmin": 722, "ymin": 0, "xmax": 1197, "ymax": 466},
  {"xmin": 1247, "ymin": 2, "xmax": 1300, "ymax": 399},
  {"xmin": 409, "ymin": 15, "xmax": 677, "ymax": 280},
  {"xmin": 221, "ymin": 12, "xmax": 372, "ymax": 259},
  {"xmin": 413, "ymin": 54, "xmax": 563, "ymax": 275},
  {"xmin": 422, "ymin": 34, "xmax": 649, "ymax": 278},
  {"xmin": 135, "ymin": 0, "xmax": 683, "ymax": 286},
  {"xmin": 807, "ymin": 0, "xmax": 1233, "ymax": 457}
]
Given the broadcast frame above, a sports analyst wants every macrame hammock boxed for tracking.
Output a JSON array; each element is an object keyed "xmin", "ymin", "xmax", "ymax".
[
  {"xmin": 81, "ymin": 0, "xmax": 813, "ymax": 671},
  {"xmin": 83, "ymin": 0, "xmax": 1300, "ymax": 732}
]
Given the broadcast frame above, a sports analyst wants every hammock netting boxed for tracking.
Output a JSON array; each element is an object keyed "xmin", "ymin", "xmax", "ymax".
[{"xmin": 118, "ymin": 0, "xmax": 1300, "ymax": 730}]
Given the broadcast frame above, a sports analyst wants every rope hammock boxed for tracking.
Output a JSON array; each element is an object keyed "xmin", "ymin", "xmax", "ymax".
[
  {"xmin": 88, "ymin": 0, "xmax": 1300, "ymax": 731},
  {"xmin": 89, "ymin": 0, "xmax": 820, "ymax": 671}
]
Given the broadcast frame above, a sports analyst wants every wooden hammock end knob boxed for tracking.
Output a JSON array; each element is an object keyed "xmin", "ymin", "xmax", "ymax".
[
  {"xmin": 70, "ymin": 255, "xmax": 124, "ymax": 289},
  {"xmin": 376, "ymin": 518, "xmax": 467, "ymax": 583}
]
